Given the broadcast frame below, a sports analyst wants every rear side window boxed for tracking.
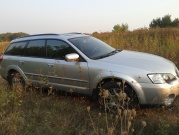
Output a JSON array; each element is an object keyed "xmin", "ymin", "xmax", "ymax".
[
  {"xmin": 5, "ymin": 42, "xmax": 27, "ymax": 55},
  {"xmin": 47, "ymin": 40, "xmax": 76, "ymax": 59},
  {"xmin": 24, "ymin": 40, "xmax": 45, "ymax": 58}
]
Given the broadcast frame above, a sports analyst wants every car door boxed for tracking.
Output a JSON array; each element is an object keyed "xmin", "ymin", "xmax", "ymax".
[
  {"xmin": 45, "ymin": 39, "xmax": 90, "ymax": 94},
  {"xmin": 18, "ymin": 40, "xmax": 46, "ymax": 84}
]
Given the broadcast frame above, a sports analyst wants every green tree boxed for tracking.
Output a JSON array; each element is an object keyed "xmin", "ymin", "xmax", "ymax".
[
  {"xmin": 0, "ymin": 32, "xmax": 28, "ymax": 42},
  {"xmin": 172, "ymin": 18, "xmax": 179, "ymax": 27},
  {"xmin": 150, "ymin": 15, "xmax": 179, "ymax": 28},
  {"xmin": 112, "ymin": 23, "xmax": 128, "ymax": 32}
]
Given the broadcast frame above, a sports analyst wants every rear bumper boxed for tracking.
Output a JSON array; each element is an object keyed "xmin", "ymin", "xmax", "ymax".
[{"xmin": 136, "ymin": 79, "xmax": 179, "ymax": 105}]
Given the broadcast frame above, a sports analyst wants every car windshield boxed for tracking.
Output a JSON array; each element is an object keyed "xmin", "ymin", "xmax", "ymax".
[{"xmin": 69, "ymin": 36, "xmax": 117, "ymax": 59}]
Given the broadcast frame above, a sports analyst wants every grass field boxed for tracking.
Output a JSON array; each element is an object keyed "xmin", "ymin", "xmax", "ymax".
[
  {"xmin": 0, "ymin": 82, "xmax": 179, "ymax": 135},
  {"xmin": 93, "ymin": 28, "xmax": 179, "ymax": 68},
  {"xmin": 0, "ymin": 42, "xmax": 9, "ymax": 55},
  {"xmin": 0, "ymin": 28, "xmax": 179, "ymax": 134}
]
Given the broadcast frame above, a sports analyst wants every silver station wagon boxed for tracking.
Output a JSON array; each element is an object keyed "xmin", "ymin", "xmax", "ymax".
[{"xmin": 0, "ymin": 33, "xmax": 179, "ymax": 108}]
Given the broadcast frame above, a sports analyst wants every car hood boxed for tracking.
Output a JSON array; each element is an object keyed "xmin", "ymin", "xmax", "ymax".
[{"xmin": 98, "ymin": 50, "xmax": 175, "ymax": 74}]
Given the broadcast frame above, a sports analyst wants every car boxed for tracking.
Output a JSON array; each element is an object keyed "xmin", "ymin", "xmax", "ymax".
[{"xmin": 0, "ymin": 33, "xmax": 179, "ymax": 108}]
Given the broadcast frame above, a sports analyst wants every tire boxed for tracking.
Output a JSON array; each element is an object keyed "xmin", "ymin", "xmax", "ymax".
[
  {"xmin": 9, "ymin": 72, "xmax": 25, "ymax": 89},
  {"xmin": 98, "ymin": 81, "xmax": 139, "ymax": 111}
]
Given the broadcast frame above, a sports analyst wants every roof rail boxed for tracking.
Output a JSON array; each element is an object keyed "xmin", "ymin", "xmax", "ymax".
[
  {"xmin": 65, "ymin": 32, "xmax": 82, "ymax": 34},
  {"xmin": 16, "ymin": 33, "xmax": 59, "ymax": 39}
]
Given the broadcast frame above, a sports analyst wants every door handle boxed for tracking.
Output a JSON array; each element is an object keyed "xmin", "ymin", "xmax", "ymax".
[
  {"xmin": 48, "ymin": 64, "xmax": 54, "ymax": 67},
  {"xmin": 19, "ymin": 61, "xmax": 24, "ymax": 64}
]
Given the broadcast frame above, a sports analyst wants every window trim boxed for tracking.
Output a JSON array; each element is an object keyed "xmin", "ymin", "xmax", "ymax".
[
  {"xmin": 7, "ymin": 38, "xmax": 86, "ymax": 62},
  {"xmin": 4, "ymin": 41, "xmax": 28, "ymax": 56},
  {"xmin": 23, "ymin": 39, "xmax": 46, "ymax": 58},
  {"xmin": 45, "ymin": 39, "xmax": 86, "ymax": 62}
]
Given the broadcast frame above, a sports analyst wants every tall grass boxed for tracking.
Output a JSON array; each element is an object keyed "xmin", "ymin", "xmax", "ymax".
[
  {"xmin": 1, "ymin": 28, "xmax": 179, "ymax": 67},
  {"xmin": 0, "ymin": 83, "xmax": 179, "ymax": 134},
  {"xmin": 93, "ymin": 28, "xmax": 179, "ymax": 67},
  {"xmin": 0, "ymin": 42, "xmax": 9, "ymax": 55}
]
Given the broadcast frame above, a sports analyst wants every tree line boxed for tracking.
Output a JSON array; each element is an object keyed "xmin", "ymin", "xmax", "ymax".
[
  {"xmin": 0, "ymin": 32, "xmax": 28, "ymax": 42},
  {"xmin": 1, "ymin": 15, "xmax": 179, "ymax": 40},
  {"xmin": 112, "ymin": 14, "xmax": 179, "ymax": 32}
]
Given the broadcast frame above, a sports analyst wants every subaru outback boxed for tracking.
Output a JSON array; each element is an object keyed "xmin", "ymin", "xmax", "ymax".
[{"xmin": 0, "ymin": 33, "xmax": 179, "ymax": 108}]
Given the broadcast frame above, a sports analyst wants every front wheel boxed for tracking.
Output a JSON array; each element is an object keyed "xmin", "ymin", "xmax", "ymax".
[{"xmin": 98, "ymin": 81, "xmax": 139, "ymax": 112}]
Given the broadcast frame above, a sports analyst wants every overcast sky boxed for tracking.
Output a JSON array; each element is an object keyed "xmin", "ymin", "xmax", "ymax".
[{"xmin": 0, "ymin": 0, "xmax": 178, "ymax": 34}]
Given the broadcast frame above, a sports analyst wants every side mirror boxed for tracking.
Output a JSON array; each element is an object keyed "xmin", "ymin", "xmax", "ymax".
[{"xmin": 65, "ymin": 53, "xmax": 79, "ymax": 62}]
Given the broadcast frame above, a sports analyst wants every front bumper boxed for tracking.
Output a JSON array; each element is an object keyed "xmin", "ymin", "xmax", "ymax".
[{"xmin": 135, "ymin": 79, "xmax": 179, "ymax": 105}]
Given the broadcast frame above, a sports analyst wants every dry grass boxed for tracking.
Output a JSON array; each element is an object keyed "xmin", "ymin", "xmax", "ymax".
[
  {"xmin": 0, "ymin": 83, "xmax": 179, "ymax": 135},
  {"xmin": 0, "ymin": 42, "xmax": 9, "ymax": 55},
  {"xmin": 93, "ymin": 28, "xmax": 179, "ymax": 67},
  {"xmin": 1, "ymin": 28, "xmax": 179, "ymax": 67}
]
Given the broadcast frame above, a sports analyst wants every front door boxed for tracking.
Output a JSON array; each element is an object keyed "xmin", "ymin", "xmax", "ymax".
[{"xmin": 45, "ymin": 39, "xmax": 90, "ymax": 94}]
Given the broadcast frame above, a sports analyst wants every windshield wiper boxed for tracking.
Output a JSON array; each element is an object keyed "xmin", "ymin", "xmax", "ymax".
[
  {"xmin": 107, "ymin": 49, "xmax": 120, "ymax": 56},
  {"xmin": 93, "ymin": 49, "xmax": 121, "ymax": 60}
]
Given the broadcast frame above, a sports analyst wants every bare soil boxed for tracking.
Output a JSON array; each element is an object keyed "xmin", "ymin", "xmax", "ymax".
[{"xmin": 0, "ymin": 76, "xmax": 7, "ymax": 86}]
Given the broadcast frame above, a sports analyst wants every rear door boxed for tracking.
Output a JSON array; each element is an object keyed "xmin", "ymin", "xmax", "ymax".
[{"xmin": 18, "ymin": 40, "xmax": 46, "ymax": 84}]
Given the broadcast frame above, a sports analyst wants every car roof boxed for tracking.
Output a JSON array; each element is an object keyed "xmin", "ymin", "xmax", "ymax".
[{"xmin": 11, "ymin": 33, "xmax": 88, "ymax": 43}]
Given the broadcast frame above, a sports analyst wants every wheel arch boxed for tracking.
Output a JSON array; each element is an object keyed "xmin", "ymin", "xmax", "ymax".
[
  {"xmin": 91, "ymin": 75, "xmax": 140, "ymax": 103},
  {"xmin": 6, "ymin": 65, "xmax": 27, "ymax": 83},
  {"xmin": 96, "ymin": 77, "xmax": 136, "ymax": 93}
]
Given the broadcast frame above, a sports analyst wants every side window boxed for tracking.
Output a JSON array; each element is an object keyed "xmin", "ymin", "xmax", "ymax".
[
  {"xmin": 5, "ymin": 42, "xmax": 27, "ymax": 55},
  {"xmin": 47, "ymin": 40, "xmax": 76, "ymax": 59},
  {"xmin": 24, "ymin": 40, "xmax": 45, "ymax": 58}
]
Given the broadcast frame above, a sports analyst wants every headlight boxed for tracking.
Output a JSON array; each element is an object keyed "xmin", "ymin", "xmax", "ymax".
[{"xmin": 148, "ymin": 73, "xmax": 176, "ymax": 84}]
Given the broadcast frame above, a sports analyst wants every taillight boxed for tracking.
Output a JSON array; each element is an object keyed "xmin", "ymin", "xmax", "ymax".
[{"xmin": 0, "ymin": 55, "xmax": 3, "ymax": 63}]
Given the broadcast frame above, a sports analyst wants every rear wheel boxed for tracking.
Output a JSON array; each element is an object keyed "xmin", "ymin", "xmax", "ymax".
[
  {"xmin": 98, "ymin": 81, "xmax": 139, "ymax": 112},
  {"xmin": 9, "ymin": 72, "xmax": 25, "ymax": 89}
]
